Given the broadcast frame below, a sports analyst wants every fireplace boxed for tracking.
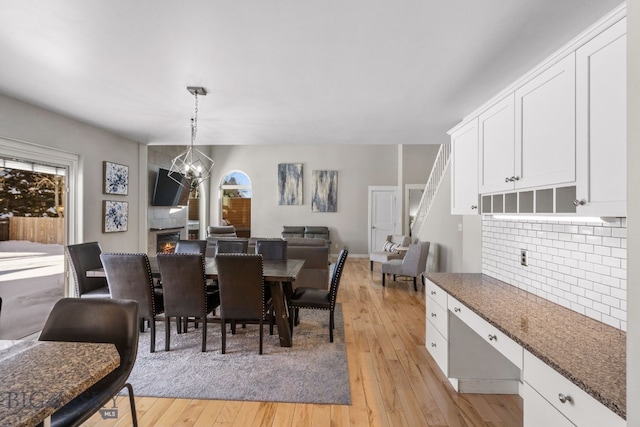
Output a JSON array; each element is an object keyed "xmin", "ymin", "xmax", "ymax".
[{"xmin": 156, "ymin": 231, "xmax": 181, "ymax": 254}]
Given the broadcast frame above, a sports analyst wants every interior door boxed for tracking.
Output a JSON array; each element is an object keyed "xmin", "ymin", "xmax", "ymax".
[{"xmin": 368, "ymin": 187, "xmax": 398, "ymax": 254}]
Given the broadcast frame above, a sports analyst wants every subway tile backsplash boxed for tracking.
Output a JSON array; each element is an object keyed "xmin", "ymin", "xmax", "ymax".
[{"xmin": 482, "ymin": 217, "xmax": 627, "ymax": 331}]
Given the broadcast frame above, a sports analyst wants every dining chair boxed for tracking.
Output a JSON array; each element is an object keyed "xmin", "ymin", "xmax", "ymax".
[
  {"xmin": 39, "ymin": 298, "xmax": 139, "ymax": 427},
  {"xmin": 175, "ymin": 239, "xmax": 207, "ymax": 254},
  {"xmin": 100, "ymin": 253, "xmax": 164, "ymax": 353},
  {"xmin": 65, "ymin": 242, "xmax": 110, "ymax": 298},
  {"xmin": 156, "ymin": 253, "xmax": 220, "ymax": 352},
  {"xmin": 255, "ymin": 239, "xmax": 287, "ymax": 260},
  {"xmin": 288, "ymin": 248, "xmax": 348, "ymax": 342},
  {"xmin": 215, "ymin": 253, "xmax": 266, "ymax": 354},
  {"xmin": 381, "ymin": 241, "xmax": 430, "ymax": 291},
  {"xmin": 215, "ymin": 238, "xmax": 249, "ymax": 255}
]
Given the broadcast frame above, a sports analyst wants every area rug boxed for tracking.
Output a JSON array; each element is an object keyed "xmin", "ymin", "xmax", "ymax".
[{"xmin": 125, "ymin": 304, "xmax": 350, "ymax": 405}]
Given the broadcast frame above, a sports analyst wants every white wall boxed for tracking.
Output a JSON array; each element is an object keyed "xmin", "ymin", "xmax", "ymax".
[
  {"xmin": 0, "ymin": 93, "xmax": 143, "ymax": 252},
  {"xmin": 209, "ymin": 144, "xmax": 400, "ymax": 255},
  {"xmin": 627, "ymin": 0, "xmax": 639, "ymax": 424}
]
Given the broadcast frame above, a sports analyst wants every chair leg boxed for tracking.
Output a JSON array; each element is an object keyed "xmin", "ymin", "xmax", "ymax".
[
  {"xmin": 393, "ymin": 274, "xmax": 396, "ymax": 281},
  {"xmin": 124, "ymin": 383, "xmax": 138, "ymax": 427},
  {"xmin": 288, "ymin": 306, "xmax": 294, "ymax": 338},
  {"xmin": 413, "ymin": 277, "xmax": 417, "ymax": 291},
  {"xmin": 139, "ymin": 318, "xmax": 145, "ymax": 332},
  {"xmin": 382, "ymin": 273, "xmax": 386, "ymax": 286},
  {"xmin": 370, "ymin": 260, "xmax": 373, "ymax": 271},
  {"xmin": 201, "ymin": 317, "xmax": 207, "ymax": 352},
  {"xmin": 330, "ymin": 310, "xmax": 335, "ymax": 342},
  {"xmin": 231, "ymin": 320, "xmax": 236, "ymax": 335},
  {"xmin": 259, "ymin": 318, "xmax": 264, "ymax": 355},
  {"xmin": 150, "ymin": 320, "xmax": 156, "ymax": 353},
  {"xmin": 165, "ymin": 317, "xmax": 171, "ymax": 351},
  {"xmin": 221, "ymin": 320, "xmax": 226, "ymax": 354}
]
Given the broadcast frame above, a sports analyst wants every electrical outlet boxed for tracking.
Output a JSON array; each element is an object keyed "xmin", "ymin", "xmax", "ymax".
[{"xmin": 520, "ymin": 249, "xmax": 527, "ymax": 266}]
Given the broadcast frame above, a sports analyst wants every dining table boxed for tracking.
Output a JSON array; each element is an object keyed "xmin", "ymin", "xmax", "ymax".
[
  {"xmin": 88, "ymin": 257, "xmax": 305, "ymax": 347},
  {"xmin": 0, "ymin": 340, "xmax": 120, "ymax": 427}
]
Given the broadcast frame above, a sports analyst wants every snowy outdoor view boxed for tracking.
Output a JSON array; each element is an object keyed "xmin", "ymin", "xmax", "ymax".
[{"xmin": 0, "ymin": 161, "xmax": 66, "ymax": 339}]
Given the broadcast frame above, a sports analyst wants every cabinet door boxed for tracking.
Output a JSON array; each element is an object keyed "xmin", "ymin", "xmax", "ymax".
[
  {"xmin": 478, "ymin": 95, "xmax": 515, "ymax": 193},
  {"xmin": 515, "ymin": 53, "xmax": 576, "ymax": 189},
  {"xmin": 523, "ymin": 383, "xmax": 575, "ymax": 427},
  {"xmin": 451, "ymin": 119, "xmax": 479, "ymax": 214},
  {"xmin": 576, "ymin": 18, "xmax": 627, "ymax": 216}
]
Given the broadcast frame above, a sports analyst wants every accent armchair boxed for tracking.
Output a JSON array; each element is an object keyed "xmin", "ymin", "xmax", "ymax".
[
  {"xmin": 369, "ymin": 235, "xmax": 411, "ymax": 271},
  {"xmin": 381, "ymin": 241, "xmax": 430, "ymax": 291}
]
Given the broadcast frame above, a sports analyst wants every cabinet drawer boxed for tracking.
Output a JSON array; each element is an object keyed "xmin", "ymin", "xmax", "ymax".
[
  {"xmin": 523, "ymin": 382, "xmax": 575, "ymax": 427},
  {"xmin": 425, "ymin": 279, "xmax": 447, "ymax": 309},
  {"xmin": 426, "ymin": 319, "xmax": 448, "ymax": 376},
  {"xmin": 448, "ymin": 296, "xmax": 522, "ymax": 369},
  {"xmin": 523, "ymin": 351, "xmax": 625, "ymax": 427},
  {"xmin": 426, "ymin": 295, "xmax": 448, "ymax": 339}
]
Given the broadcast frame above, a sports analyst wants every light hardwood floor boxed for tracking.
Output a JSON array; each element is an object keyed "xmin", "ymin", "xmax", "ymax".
[{"xmin": 85, "ymin": 258, "xmax": 522, "ymax": 427}]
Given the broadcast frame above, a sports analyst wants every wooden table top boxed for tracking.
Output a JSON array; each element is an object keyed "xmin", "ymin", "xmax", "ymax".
[{"xmin": 0, "ymin": 340, "xmax": 120, "ymax": 427}]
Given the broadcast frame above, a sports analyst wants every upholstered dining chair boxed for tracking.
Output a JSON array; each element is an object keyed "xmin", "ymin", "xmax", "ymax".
[
  {"xmin": 65, "ymin": 242, "xmax": 110, "ymax": 298},
  {"xmin": 175, "ymin": 239, "xmax": 207, "ymax": 254},
  {"xmin": 100, "ymin": 253, "xmax": 164, "ymax": 353},
  {"xmin": 215, "ymin": 238, "xmax": 249, "ymax": 255},
  {"xmin": 288, "ymin": 248, "xmax": 348, "ymax": 343},
  {"xmin": 381, "ymin": 241, "xmax": 430, "ymax": 291},
  {"xmin": 156, "ymin": 253, "xmax": 220, "ymax": 352},
  {"xmin": 39, "ymin": 298, "xmax": 139, "ymax": 427},
  {"xmin": 215, "ymin": 253, "xmax": 266, "ymax": 354},
  {"xmin": 255, "ymin": 239, "xmax": 287, "ymax": 260}
]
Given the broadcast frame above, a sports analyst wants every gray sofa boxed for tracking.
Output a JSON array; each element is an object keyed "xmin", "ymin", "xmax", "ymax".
[{"xmin": 281, "ymin": 226, "xmax": 330, "ymax": 243}]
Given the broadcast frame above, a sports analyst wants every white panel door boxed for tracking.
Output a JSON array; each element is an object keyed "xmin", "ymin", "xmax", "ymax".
[
  {"xmin": 515, "ymin": 53, "xmax": 576, "ymax": 189},
  {"xmin": 368, "ymin": 187, "xmax": 398, "ymax": 254},
  {"xmin": 478, "ymin": 94, "xmax": 515, "ymax": 193},
  {"xmin": 451, "ymin": 118, "xmax": 479, "ymax": 214},
  {"xmin": 576, "ymin": 18, "xmax": 626, "ymax": 216}
]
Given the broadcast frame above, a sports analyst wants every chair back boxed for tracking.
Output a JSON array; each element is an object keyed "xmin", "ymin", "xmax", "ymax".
[
  {"xmin": 39, "ymin": 298, "xmax": 139, "ymax": 425},
  {"xmin": 216, "ymin": 254, "xmax": 264, "ymax": 320},
  {"xmin": 329, "ymin": 248, "xmax": 349, "ymax": 309},
  {"xmin": 157, "ymin": 253, "xmax": 209, "ymax": 316},
  {"xmin": 216, "ymin": 238, "xmax": 249, "ymax": 255},
  {"xmin": 255, "ymin": 239, "xmax": 287, "ymax": 260},
  {"xmin": 175, "ymin": 239, "xmax": 207, "ymax": 254},
  {"xmin": 207, "ymin": 225, "xmax": 237, "ymax": 237},
  {"xmin": 100, "ymin": 253, "xmax": 160, "ymax": 319},
  {"xmin": 65, "ymin": 242, "xmax": 110, "ymax": 297},
  {"xmin": 401, "ymin": 241, "xmax": 430, "ymax": 276}
]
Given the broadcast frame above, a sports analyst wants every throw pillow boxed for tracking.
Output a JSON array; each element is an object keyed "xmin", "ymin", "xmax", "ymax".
[{"xmin": 383, "ymin": 241, "xmax": 400, "ymax": 253}]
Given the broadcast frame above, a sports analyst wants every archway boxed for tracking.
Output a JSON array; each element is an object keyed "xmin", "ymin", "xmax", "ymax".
[{"xmin": 220, "ymin": 171, "xmax": 252, "ymax": 238}]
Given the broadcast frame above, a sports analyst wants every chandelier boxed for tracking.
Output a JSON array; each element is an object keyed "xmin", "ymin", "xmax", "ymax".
[{"xmin": 169, "ymin": 86, "xmax": 215, "ymax": 189}]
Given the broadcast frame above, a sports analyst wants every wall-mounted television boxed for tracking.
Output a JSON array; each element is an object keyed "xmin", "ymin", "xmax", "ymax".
[{"xmin": 151, "ymin": 168, "xmax": 192, "ymax": 206}]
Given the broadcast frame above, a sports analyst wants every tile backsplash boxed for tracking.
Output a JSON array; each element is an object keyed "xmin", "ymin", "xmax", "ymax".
[{"xmin": 482, "ymin": 217, "xmax": 627, "ymax": 331}]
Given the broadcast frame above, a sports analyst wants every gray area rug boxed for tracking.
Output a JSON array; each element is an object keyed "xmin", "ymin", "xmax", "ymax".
[{"xmin": 126, "ymin": 304, "xmax": 350, "ymax": 405}]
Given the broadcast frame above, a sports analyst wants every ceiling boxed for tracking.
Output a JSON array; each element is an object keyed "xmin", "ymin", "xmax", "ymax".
[{"xmin": 0, "ymin": 0, "xmax": 624, "ymax": 146}]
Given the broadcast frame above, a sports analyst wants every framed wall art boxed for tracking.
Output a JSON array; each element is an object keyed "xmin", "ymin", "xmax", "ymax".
[
  {"xmin": 278, "ymin": 163, "xmax": 303, "ymax": 205},
  {"xmin": 103, "ymin": 200, "xmax": 129, "ymax": 233},
  {"xmin": 311, "ymin": 170, "xmax": 338, "ymax": 212},
  {"xmin": 103, "ymin": 161, "xmax": 129, "ymax": 195}
]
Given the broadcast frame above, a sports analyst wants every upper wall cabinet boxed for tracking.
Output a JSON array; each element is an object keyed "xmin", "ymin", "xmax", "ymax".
[
  {"xmin": 478, "ymin": 95, "xmax": 515, "ymax": 194},
  {"xmin": 515, "ymin": 53, "xmax": 576, "ymax": 189},
  {"xmin": 451, "ymin": 118, "xmax": 479, "ymax": 215},
  {"xmin": 575, "ymin": 18, "xmax": 627, "ymax": 217}
]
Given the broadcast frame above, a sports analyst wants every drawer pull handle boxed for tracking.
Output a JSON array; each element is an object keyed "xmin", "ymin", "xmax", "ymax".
[
  {"xmin": 454, "ymin": 307, "xmax": 461, "ymax": 313},
  {"xmin": 558, "ymin": 393, "xmax": 572, "ymax": 404},
  {"xmin": 488, "ymin": 334, "xmax": 497, "ymax": 341},
  {"xmin": 430, "ymin": 291, "xmax": 436, "ymax": 295},
  {"xmin": 431, "ymin": 313, "xmax": 437, "ymax": 318},
  {"xmin": 431, "ymin": 343, "xmax": 437, "ymax": 348}
]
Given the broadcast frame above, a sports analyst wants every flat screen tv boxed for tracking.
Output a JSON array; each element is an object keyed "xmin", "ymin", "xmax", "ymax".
[{"xmin": 151, "ymin": 168, "xmax": 192, "ymax": 206}]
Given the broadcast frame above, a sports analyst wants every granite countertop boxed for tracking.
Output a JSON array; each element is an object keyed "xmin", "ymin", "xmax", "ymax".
[
  {"xmin": 0, "ymin": 340, "xmax": 120, "ymax": 427},
  {"xmin": 424, "ymin": 272, "xmax": 626, "ymax": 420}
]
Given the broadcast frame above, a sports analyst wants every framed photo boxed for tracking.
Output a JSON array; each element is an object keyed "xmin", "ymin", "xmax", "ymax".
[
  {"xmin": 278, "ymin": 163, "xmax": 303, "ymax": 205},
  {"xmin": 103, "ymin": 161, "xmax": 129, "ymax": 195},
  {"xmin": 103, "ymin": 200, "xmax": 129, "ymax": 233},
  {"xmin": 311, "ymin": 170, "xmax": 338, "ymax": 212}
]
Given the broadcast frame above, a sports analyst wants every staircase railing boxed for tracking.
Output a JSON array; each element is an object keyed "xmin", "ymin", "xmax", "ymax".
[{"xmin": 411, "ymin": 143, "xmax": 451, "ymax": 238}]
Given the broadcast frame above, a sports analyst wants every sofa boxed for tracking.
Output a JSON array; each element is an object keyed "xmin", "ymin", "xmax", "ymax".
[
  {"xmin": 369, "ymin": 234, "xmax": 411, "ymax": 271},
  {"xmin": 281, "ymin": 226, "xmax": 330, "ymax": 243}
]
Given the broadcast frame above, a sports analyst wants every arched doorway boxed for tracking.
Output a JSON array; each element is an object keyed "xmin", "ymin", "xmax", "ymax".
[{"xmin": 220, "ymin": 171, "xmax": 252, "ymax": 238}]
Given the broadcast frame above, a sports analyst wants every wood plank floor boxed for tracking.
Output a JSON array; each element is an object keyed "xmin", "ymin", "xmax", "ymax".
[{"xmin": 85, "ymin": 258, "xmax": 522, "ymax": 427}]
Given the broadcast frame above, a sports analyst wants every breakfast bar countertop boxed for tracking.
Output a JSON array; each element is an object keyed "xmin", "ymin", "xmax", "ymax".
[{"xmin": 424, "ymin": 272, "xmax": 626, "ymax": 420}]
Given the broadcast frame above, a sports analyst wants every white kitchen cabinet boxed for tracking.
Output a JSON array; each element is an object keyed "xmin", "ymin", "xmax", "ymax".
[
  {"xmin": 514, "ymin": 53, "xmax": 576, "ymax": 189},
  {"xmin": 523, "ymin": 383, "xmax": 575, "ymax": 427},
  {"xmin": 523, "ymin": 351, "xmax": 625, "ymax": 427},
  {"xmin": 575, "ymin": 18, "xmax": 627, "ymax": 216},
  {"xmin": 450, "ymin": 118, "xmax": 479, "ymax": 215},
  {"xmin": 425, "ymin": 280, "xmax": 449, "ymax": 376},
  {"xmin": 478, "ymin": 95, "xmax": 515, "ymax": 193}
]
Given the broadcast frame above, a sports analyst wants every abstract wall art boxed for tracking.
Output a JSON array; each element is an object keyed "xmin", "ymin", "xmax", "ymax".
[
  {"xmin": 103, "ymin": 200, "xmax": 129, "ymax": 232},
  {"xmin": 278, "ymin": 163, "xmax": 303, "ymax": 205},
  {"xmin": 103, "ymin": 161, "xmax": 129, "ymax": 195},
  {"xmin": 311, "ymin": 170, "xmax": 338, "ymax": 212}
]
